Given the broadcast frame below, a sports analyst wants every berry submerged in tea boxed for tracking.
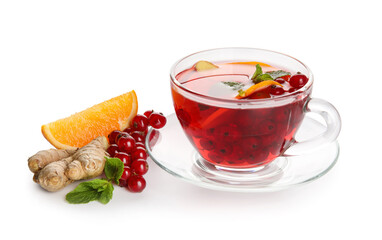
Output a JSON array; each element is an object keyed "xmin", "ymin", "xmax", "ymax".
[{"xmin": 172, "ymin": 61, "xmax": 309, "ymax": 168}]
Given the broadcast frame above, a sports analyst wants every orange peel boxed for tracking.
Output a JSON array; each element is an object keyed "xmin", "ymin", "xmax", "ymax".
[
  {"xmin": 227, "ymin": 61, "xmax": 271, "ymax": 67},
  {"xmin": 235, "ymin": 80, "xmax": 283, "ymax": 99}
]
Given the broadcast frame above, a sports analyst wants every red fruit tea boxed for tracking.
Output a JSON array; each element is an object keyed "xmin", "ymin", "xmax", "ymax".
[{"xmin": 172, "ymin": 62, "xmax": 310, "ymax": 169}]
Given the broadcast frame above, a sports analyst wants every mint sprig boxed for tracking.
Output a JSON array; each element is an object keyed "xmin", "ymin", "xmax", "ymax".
[
  {"xmin": 254, "ymin": 73, "xmax": 273, "ymax": 82},
  {"xmin": 251, "ymin": 64, "xmax": 291, "ymax": 84},
  {"xmin": 266, "ymin": 70, "xmax": 291, "ymax": 79},
  {"xmin": 251, "ymin": 64, "xmax": 263, "ymax": 81},
  {"xmin": 66, "ymin": 157, "xmax": 123, "ymax": 204},
  {"xmin": 221, "ymin": 81, "xmax": 245, "ymax": 90},
  {"xmin": 66, "ymin": 179, "xmax": 113, "ymax": 204}
]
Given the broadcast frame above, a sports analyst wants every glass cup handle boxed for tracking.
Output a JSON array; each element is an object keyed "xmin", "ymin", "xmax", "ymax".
[{"xmin": 283, "ymin": 98, "xmax": 341, "ymax": 156}]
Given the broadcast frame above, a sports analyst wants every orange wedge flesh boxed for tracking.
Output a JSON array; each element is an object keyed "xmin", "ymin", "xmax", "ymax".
[
  {"xmin": 235, "ymin": 80, "xmax": 283, "ymax": 99},
  {"xmin": 42, "ymin": 90, "xmax": 138, "ymax": 150},
  {"xmin": 227, "ymin": 61, "xmax": 271, "ymax": 67}
]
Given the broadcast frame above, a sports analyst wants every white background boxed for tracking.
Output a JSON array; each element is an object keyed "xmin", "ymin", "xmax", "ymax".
[{"xmin": 1, "ymin": 0, "xmax": 381, "ymax": 239}]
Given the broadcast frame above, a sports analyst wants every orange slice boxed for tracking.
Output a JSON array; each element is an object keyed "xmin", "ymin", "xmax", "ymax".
[
  {"xmin": 42, "ymin": 90, "xmax": 138, "ymax": 150},
  {"xmin": 195, "ymin": 60, "xmax": 219, "ymax": 71},
  {"xmin": 235, "ymin": 80, "xmax": 283, "ymax": 99},
  {"xmin": 227, "ymin": 61, "xmax": 271, "ymax": 67},
  {"xmin": 201, "ymin": 109, "xmax": 229, "ymax": 129}
]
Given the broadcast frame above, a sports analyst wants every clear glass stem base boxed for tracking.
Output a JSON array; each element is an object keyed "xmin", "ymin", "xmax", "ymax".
[{"xmin": 192, "ymin": 153, "xmax": 289, "ymax": 185}]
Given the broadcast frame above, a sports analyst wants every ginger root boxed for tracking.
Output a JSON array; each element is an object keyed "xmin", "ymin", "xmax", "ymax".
[
  {"xmin": 34, "ymin": 156, "xmax": 75, "ymax": 192},
  {"xmin": 28, "ymin": 148, "xmax": 78, "ymax": 173},
  {"xmin": 29, "ymin": 136, "xmax": 109, "ymax": 192},
  {"xmin": 66, "ymin": 137, "xmax": 108, "ymax": 180}
]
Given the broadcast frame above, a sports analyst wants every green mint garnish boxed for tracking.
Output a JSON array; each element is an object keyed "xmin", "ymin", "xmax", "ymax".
[
  {"xmin": 265, "ymin": 70, "xmax": 291, "ymax": 79},
  {"xmin": 66, "ymin": 179, "xmax": 114, "ymax": 204},
  {"xmin": 221, "ymin": 81, "xmax": 245, "ymax": 90},
  {"xmin": 65, "ymin": 157, "xmax": 124, "ymax": 204},
  {"xmin": 254, "ymin": 73, "xmax": 273, "ymax": 83},
  {"xmin": 251, "ymin": 64, "xmax": 290, "ymax": 84},
  {"xmin": 103, "ymin": 157, "xmax": 124, "ymax": 185},
  {"xmin": 251, "ymin": 64, "xmax": 263, "ymax": 80}
]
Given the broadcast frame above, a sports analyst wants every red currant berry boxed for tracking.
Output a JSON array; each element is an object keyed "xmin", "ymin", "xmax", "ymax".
[
  {"xmin": 199, "ymin": 138, "xmax": 215, "ymax": 150},
  {"xmin": 107, "ymin": 144, "xmax": 119, "ymax": 157},
  {"xmin": 270, "ymin": 86, "xmax": 285, "ymax": 96},
  {"xmin": 121, "ymin": 166, "xmax": 132, "ymax": 181},
  {"xmin": 216, "ymin": 124, "xmax": 241, "ymax": 142},
  {"xmin": 288, "ymin": 87, "xmax": 297, "ymax": 93},
  {"xmin": 130, "ymin": 131, "xmax": 146, "ymax": 143},
  {"xmin": 127, "ymin": 175, "xmax": 146, "ymax": 193},
  {"xmin": 132, "ymin": 146, "xmax": 147, "ymax": 160},
  {"xmin": 149, "ymin": 112, "xmax": 167, "ymax": 129},
  {"xmin": 143, "ymin": 110, "xmax": 154, "ymax": 118},
  {"xmin": 117, "ymin": 135, "xmax": 136, "ymax": 153},
  {"xmin": 135, "ymin": 142, "xmax": 146, "ymax": 149},
  {"xmin": 115, "ymin": 132, "xmax": 129, "ymax": 144},
  {"xmin": 275, "ymin": 78, "xmax": 285, "ymax": 84},
  {"xmin": 248, "ymin": 91, "xmax": 271, "ymax": 99},
  {"xmin": 175, "ymin": 109, "xmax": 191, "ymax": 127},
  {"xmin": 280, "ymin": 75, "xmax": 291, "ymax": 81},
  {"xmin": 131, "ymin": 159, "xmax": 149, "ymax": 175},
  {"xmin": 115, "ymin": 152, "xmax": 132, "ymax": 166},
  {"xmin": 242, "ymin": 136, "xmax": 262, "ymax": 151},
  {"xmin": 108, "ymin": 130, "xmax": 122, "ymax": 144},
  {"xmin": 148, "ymin": 129, "xmax": 160, "ymax": 148},
  {"xmin": 123, "ymin": 127, "xmax": 134, "ymax": 134},
  {"xmin": 258, "ymin": 119, "xmax": 276, "ymax": 135},
  {"xmin": 142, "ymin": 128, "xmax": 148, "ymax": 136},
  {"xmin": 289, "ymin": 74, "xmax": 308, "ymax": 89},
  {"xmin": 119, "ymin": 179, "xmax": 127, "ymax": 187},
  {"xmin": 215, "ymin": 142, "xmax": 233, "ymax": 157},
  {"xmin": 132, "ymin": 114, "xmax": 149, "ymax": 132}
]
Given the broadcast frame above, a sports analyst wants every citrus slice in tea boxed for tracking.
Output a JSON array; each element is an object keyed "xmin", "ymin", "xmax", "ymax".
[
  {"xmin": 227, "ymin": 61, "xmax": 271, "ymax": 67},
  {"xmin": 236, "ymin": 80, "xmax": 283, "ymax": 99}
]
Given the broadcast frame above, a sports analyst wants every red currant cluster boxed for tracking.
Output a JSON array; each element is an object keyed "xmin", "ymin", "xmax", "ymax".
[
  {"xmin": 107, "ymin": 110, "xmax": 167, "ymax": 193},
  {"xmin": 270, "ymin": 73, "xmax": 309, "ymax": 96}
]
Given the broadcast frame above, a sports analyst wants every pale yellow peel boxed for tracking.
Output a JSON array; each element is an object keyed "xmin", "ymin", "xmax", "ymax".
[{"xmin": 195, "ymin": 60, "xmax": 219, "ymax": 71}]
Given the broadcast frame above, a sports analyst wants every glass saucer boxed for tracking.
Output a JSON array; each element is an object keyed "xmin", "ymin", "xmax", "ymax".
[{"xmin": 146, "ymin": 114, "xmax": 340, "ymax": 192}]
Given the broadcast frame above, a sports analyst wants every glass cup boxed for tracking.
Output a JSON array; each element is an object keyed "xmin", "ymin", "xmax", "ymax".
[{"xmin": 170, "ymin": 48, "xmax": 341, "ymax": 171}]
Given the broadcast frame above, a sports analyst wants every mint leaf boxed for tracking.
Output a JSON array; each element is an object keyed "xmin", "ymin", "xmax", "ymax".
[
  {"xmin": 84, "ymin": 178, "xmax": 110, "ymax": 191},
  {"xmin": 98, "ymin": 183, "xmax": 114, "ymax": 204},
  {"xmin": 254, "ymin": 73, "xmax": 273, "ymax": 83},
  {"xmin": 104, "ymin": 157, "xmax": 124, "ymax": 185},
  {"xmin": 221, "ymin": 81, "xmax": 245, "ymax": 90},
  {"xmin": 251, "ymin": 64, "xmax": 291, "ymax": 84},
  {"xmin": 251, "ymin": 64, "xmax": 263, "ymax": 80},
  {"xmin": 251, "ymin": 64, "xmax": 273, "ymax": 83},
  {"xmin": 265, "ymin": 70, "xmax": 291, "ymax": 79},
  {"xmin": 66, "ymin": 183, "xmax": 99, "ymax": 204},
  {"xmin": 66, "ymin": 179, "xmax": 112, "ymax": 204}
]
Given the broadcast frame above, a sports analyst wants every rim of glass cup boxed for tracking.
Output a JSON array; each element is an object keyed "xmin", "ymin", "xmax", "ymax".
[{"xmin": 170, "ymin": 47, "xmax": 314, "ymax": 108}]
